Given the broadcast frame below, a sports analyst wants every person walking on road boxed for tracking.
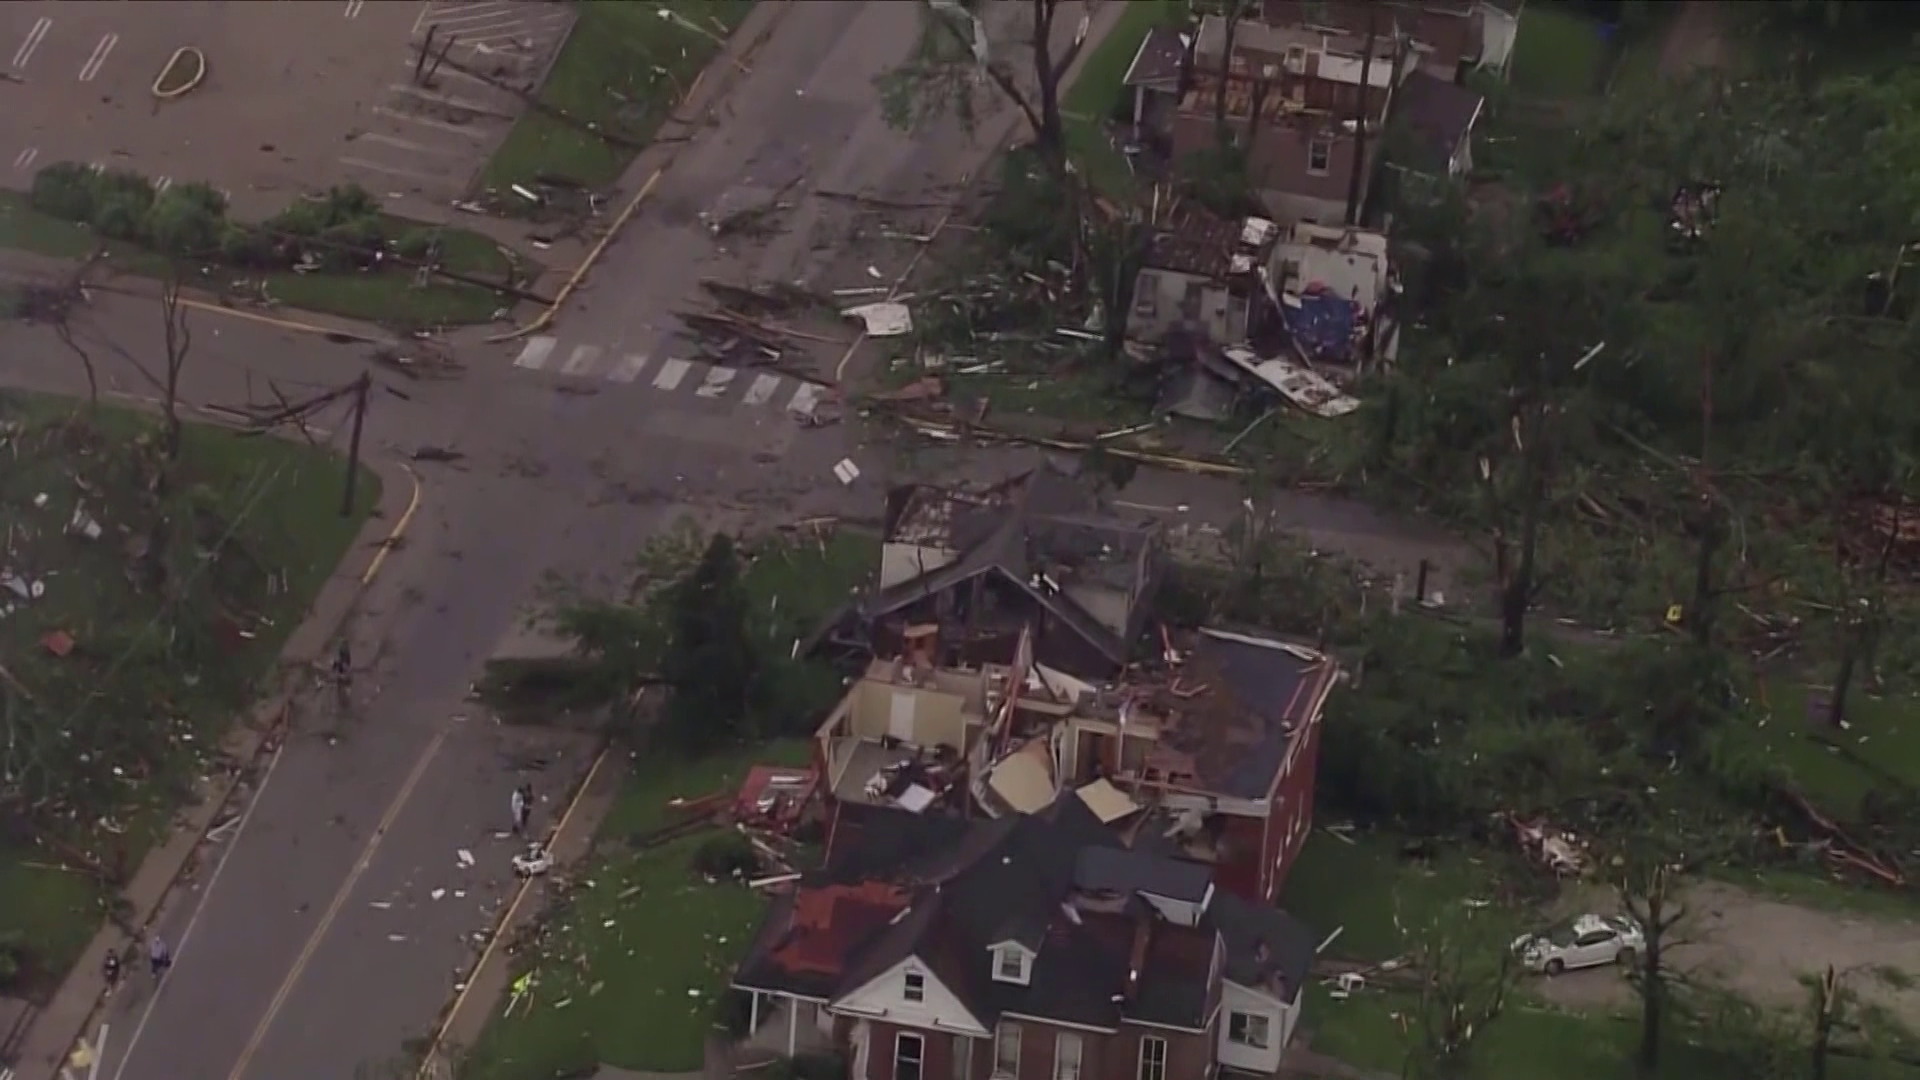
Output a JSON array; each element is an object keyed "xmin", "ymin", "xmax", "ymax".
[
  {"xmin": 102, "ymin": 948, "xmax": 122, "ymax": 990},
  {"xmin": 511, "ymin": 783, "xmax": 532, "ymax": 835},
  {"xmin": 148, "ymin": 934, "xmax": 172, "ymax": 979}
]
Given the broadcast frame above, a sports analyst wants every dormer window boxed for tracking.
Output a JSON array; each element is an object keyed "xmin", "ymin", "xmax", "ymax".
[
  {"xmin": 993, "ymin": 944, "xmax": 1032, "ymax": 985},
  {"xmin": 904, "ymin": 970, "xmax": 926, "ymax": 1002}
]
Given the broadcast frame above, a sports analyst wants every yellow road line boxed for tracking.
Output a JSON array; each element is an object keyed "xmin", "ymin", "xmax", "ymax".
[
  {"xmin": 224, "ymin": 725, "xmax": 452, "ymax": 1080},
  {"xmin": 412, "ymin": 745, "xmax": 613, "ymax": 1079},
  {"xmin": 362, "ymin": 462, "xmax": 421, "ymax": 585},
  {"xmin": 489, "ymin": 168, "xmax": 663, "ymax": 343}
]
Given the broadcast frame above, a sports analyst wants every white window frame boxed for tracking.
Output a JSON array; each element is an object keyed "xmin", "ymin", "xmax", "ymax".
[
  {"xmin": 904, "ymin": 970, "xmax": 927, "ymax": 1003},
  {"xmin": 994, "ymin": 1022, "xmax": 1022, "ymax": 1078},
  {"xmin": 897, "ymin": 1032, "xmax": 926, "ymax": 1080},
  {"xmin": 1228, "ymin": 1010, "xmax": 1272, "ymax": 1049},
  {"xmin": 1138, "ymin": 1035, "xmax": 1167, "ymax": 1080},
  {"xmin": 995, "ymin": 946, "xmax": 1029, "ymax": 983},
  {"xmin": 1054, "ymin": 1033, "xmax": 1083, "ymax": 1080},
  {"xmin": 1307, "ymin": 137, "xmax": 1333, "ymax": 176}
]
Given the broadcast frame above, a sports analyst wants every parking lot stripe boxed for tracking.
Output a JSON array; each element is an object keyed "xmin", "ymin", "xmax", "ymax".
[
  {"xmin": 372, "ymin": 106, "xmax": 494, "ymax": 139},
  {"xmin": 513, "ymin": 336, "xmax": 557, "ymax": 370},
  {"xmin": 389, "ymin": 85, "xmax": 514, "ymax": 119},
  {"xmin": 652, "ymin": 358, "xmax": 691, "ymax": 391},
  {"xmin": 12, "ymin": 147, "xmax": 37, "ymax": 171},
  {"xmin": 356, "ymin": 132, "xmax": 463, "ymax": 156},
  {"xmin": 343, "ymin": 0, "xmax": 366, "ymax": 18},
  {"xmin": 340, "ymin": 157, "xmax": 441, "ymax": 183},
  {"xmin": 79, "ymin": 34, "xmax": 117, "ymax": 83},
  {"xmin": 559, "ymin": 345, "xmax": 601, "ymax": 376},
  {"xmin": 607, "ymin": 353, "xmax": 650, "ymax": 383},
  {"xmin": 155, "ymin": 176, "xmax": 172, "ymax": 193},
  {"xmin": 742, "ymin": 373, "xmax": 782, "ymax": 407},
  {"xmin": 787, "ymin": 383, "xmax": 822, "ymax": 417},
  {"xmin": 427, "ymin": 10, "xmax": 523, "ymax": 34},
  {"xmin": 13, "ymin": 17, "xmax": 50, "ymax": 70}
]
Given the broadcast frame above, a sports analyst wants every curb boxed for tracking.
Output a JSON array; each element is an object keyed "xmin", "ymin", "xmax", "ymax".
[
  {"xmin": 411, "ymin": 745, "xmax": 622, "ymax": 1079},
  {"xmin": 5, "ymin": 426, "xmax": 423, "ymax": 1080},
  {"xmin": 488, "ymin": 0, "xmax": 796, "ymax": 343},
  {"xmin": 151, "ymin": 47, "xmax": 206, "ymax": 100}
]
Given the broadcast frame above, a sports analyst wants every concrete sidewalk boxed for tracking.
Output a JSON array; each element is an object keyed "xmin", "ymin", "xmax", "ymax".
[{"xmin": 2, "ymin": 441, "xmax": 423, "ymax": 1080}]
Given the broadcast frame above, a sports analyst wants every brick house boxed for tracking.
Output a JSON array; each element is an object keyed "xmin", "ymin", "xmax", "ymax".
[
  {"xmin": 733, "ymin": 802, "xmax": 1319, "ymax": 1079},
  {"xmin": 1174, "ymin": 14, "xmax": 1410, "ymax": 225},
  {"xmin": 1260, "ymin": 0, "xmax": 1482, "ymax": 82}
]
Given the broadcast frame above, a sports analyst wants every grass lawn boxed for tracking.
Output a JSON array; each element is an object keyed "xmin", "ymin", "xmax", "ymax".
[
  {"xmin": 480, "ymin": 0, "xmax": 756, "ymax": 202},
  {"xmin": 0, "ymin": 191, "xmax": 514, "ymax": 327},
  {"xmin": 1281, "ymin": 829, "xmax": 1521, "ymax": 961},
  {"xmin": 1060, "ymin": 0, "xmax": 1187, "ymax": 193},
  {"xmin": 461, "ymin": 741, "xmax": 813, "ymax": 1080},
  {"xmin": 0, "ymin": 392, "xmax": 376, "ymax": 998},
  {"xmin": 1509, "ymin": 5, "xmax": 1611, "ymax": 98}
]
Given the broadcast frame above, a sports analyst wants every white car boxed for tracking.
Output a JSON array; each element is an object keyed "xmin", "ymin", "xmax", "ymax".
[{"xmin": 1511, "ymin": 914, "xmax": 1644, "ymax": 975}]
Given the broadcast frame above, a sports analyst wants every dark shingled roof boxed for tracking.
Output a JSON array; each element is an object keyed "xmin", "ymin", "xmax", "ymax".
[
  {"xmin": 1123, "ymin": 25, "xmax": 1189, "ymax": 89},
  {"xmin": 1209, "ymin": 893, "xmax": 1316, "ymax": 1004},
  {"xmin": 733, "ymin": 799, "xmax": 1220, "ymax": 1032}
]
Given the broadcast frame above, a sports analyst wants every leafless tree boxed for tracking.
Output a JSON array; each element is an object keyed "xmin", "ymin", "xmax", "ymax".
[
  {"xmin": 879, "ymin": 0, "xmax": 1080, "ymax": 179},
  {"xmin": 1619, "ymin": 855, "xmax": 1692, "ymax": 1076},
  {"xmin": 155, "ymin": 277, "xmax": 191, "ymax": 462},
  {"xmin": 1210, "ymin": 0, "xmax": 1249, "ymax": 138},
  {"xmin": 1401, "ymin": 916, "xmax": 1517, "ymax": 1080}
]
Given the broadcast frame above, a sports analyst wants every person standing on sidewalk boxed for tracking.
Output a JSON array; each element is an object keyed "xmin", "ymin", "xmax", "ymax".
[
  {"xmin": 510, "ymin": 784, "xmax": 530, "ymax": 835},
  {"xmin": 102, "ymin": 948, "xmax": 122, "ymax": 990},
  {"xmin": 148, "ymin": 934, "xmax": 172, "ymax": 979}
]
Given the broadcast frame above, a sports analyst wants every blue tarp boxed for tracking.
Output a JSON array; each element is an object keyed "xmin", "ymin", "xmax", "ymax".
[{"xmin": 1283, "ymin": 291, "xmax": 1359, "ymax": 362}]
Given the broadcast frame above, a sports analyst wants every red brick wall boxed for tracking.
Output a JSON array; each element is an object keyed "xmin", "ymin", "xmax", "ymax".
[
  {"xmin": 1265, "ymin": 710, "xmax": 1324, "ymax": 897},
  {"xmin": 1169, "ymin": 109, "xmax": 1374, "ymax": 220}
]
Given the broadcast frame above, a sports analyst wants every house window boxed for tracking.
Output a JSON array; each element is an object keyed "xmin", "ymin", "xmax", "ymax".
[
  {"xmin": 994, "ymin": 1023, "xmax": 1022, "ymax": 1078},
  {"xmin": 1138, "ymin": 1035, "xmax": 1167, "ymax": 1080},
  {"xmin": 955, "ymin": 1036, "xmax": 973, "ymax": 1080},
  {"xmin": 897, "ymin": 1033, "xmax": 926, "ymax": 1080},
  {"xmin": 995, "ymin": 946, "xmax": 1029, "ymax": 983},
  {"xmin": 904, "ymin": 970, "xmax": 926, "ymax": 1003},
  {"xmin": 1132, "ymin": 274, "xmax": 1159, "ymax": 319},
  {"xmin": 1307, "ymin": 138, "xmax": 1332, "ymax": 176},
  {"xmin": 1055, "ymin": 1033, "xmax": 1083, "ymax": 1080},
  {"xmin": 1229, "ymin": 1011, "xmax": 1273, "ymax": 1049}
]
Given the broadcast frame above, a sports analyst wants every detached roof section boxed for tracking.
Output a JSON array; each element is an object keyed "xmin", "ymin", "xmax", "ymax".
[
  {"xmin": 1123, "ymin": 24, "xmax": 1190, "ymax": 90},
  {"xmin": 1395, "ymin": 69, "xmax": 1485, "ymax": 172}
]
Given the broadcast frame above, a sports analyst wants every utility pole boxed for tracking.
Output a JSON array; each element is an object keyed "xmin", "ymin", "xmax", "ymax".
[
  {"xmin": 342, "ymin": 371, "xmax": 371, "ymax": 517},
  {"xmin": 1344, "ymin": 6, "xmax": 1379, "ymax": 226}
]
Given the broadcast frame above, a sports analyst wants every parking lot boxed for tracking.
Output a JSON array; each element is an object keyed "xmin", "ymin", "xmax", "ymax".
[{"xmin": 0, "ymin": 0, "xmax": 574, "ymax": 218}]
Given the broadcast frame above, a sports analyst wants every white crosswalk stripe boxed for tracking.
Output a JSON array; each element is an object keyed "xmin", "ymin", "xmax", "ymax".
[
  {"xmin": 696, "ymin": 365, "xmax": 739, "ymax": 399},
  {"xmin": 652, "ymin": 358, "xmax": 692, "ymax": 391},
  {"xmin": 743, "ymin": 372, "xmax": 781, "ymax": 407},
  {"xmin": 560, "ymin": 344, "xmax": 602, "ymax": 376},
  {"xmin": 608, "ymin": 353, "xmax": 650, "ymax": 382},
  {"xmin": 508, "ymin": 337, "xmax": 831, "ymax": 417},
  {"xmin": 513, "ymin": 335, "xmax": 557, "ymax": 370}
]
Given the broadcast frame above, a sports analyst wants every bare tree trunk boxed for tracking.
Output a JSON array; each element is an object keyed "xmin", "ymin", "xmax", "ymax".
[
  {"xmin": 158, "ymin": 278, "xmax": 191, "ymax": 463},
  {"xmin": 1029, "ymin": 0, "xmax": 1067, "ymax": 155},
  {"xmin": 1243, "ymin": 77, "xmax": 1273, "ymax": 155},
  {"xmin": 1212, "ymin": 0, "xmax": 1247, "ymax": 141},
  {"xmin": 1811, "ymin": 967, "xmax": 1838, "ymax": 1080}
]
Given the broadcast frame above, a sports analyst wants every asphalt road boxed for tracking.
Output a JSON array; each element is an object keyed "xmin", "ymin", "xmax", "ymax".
[
  {"xmin": 0, "ymin": 4, "xmax": 1129, "ymax": 1079},
  {"xmin": 0, "ymin": 2, "xmax": 1473, "ymax": 1076}
]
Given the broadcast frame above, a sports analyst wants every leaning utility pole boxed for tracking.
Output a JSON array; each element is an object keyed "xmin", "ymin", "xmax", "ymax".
[
  {"xmin": 1344, "ymin": 7, "xmax": 1380, "ymax": 226},
  {"xmin": 342, "ymin": 371, "xmax": 372, "ymax": 517}
]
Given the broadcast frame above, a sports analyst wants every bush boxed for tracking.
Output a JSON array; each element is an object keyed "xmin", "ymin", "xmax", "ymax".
[
  {"xmin": 147, "ymin": 188, "xmax": 225, "ymax": 258},
  {"xmin": 93, "ymin": 168, "xmax": 157, "ymax": 217},
  {"xmin": 321, "ymin": 216, "xmax": 388, "ymax": 269},
  {"xmin": 778, "ymin": 1052, "xmax": 849, "ymax": 1080},
  {"xmin": 320, "ymin": 182, "xmax": 380, "ymax": 223},
  {"xmin": 30, "ymin": 162, "xmax": 100, "ymax": 222},
  {"xmin": 268, "ymin": 199, "xmax": 333, "ymax": 239},
  {"xmin": 690, "ymin": 833, "xmax": 758, "ymax": 879},
  {"xmin": 218, "ymin": 223, "xmax": 275, "ymax": 269},
  {"xmin": 394, "ymin": 228, "xmax": 438, "ymax": 262},
  {"xmin": 92, "ymin": 193, "xmax": 150, "ymax": 244}
]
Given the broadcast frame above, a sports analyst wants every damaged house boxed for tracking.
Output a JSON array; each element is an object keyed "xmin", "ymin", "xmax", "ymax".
[
  {"xmin": 1259, "ymin": 0, "xmax": 1509, "ymax": 82},
  {"xmin": 826, "ymin": 465, "xmax": 1163, "ymax": 683},
  {"xmin": 1128, "ymin": 212, "xmax": 1282, "ymax": 347},
  {"xmin": 732, "ymin": 802, "xmax": 1320, "ymax": 1076},
  {"xmin": 1175, "ymin": 14, "xmax": 1411, "ymax": 226}
]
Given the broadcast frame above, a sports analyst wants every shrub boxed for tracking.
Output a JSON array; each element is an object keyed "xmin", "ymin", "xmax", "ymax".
[
  {"xmin": 690, "ymin": 832, "xmax": 758, "ymax": 879},
  {"xmin": 30, "ymin": 162, "xmax": 100, "ymax": 222},
  {"xmin": 394, "ymin": 228, "xmax": 438, "ymax": 262},
  {"xmin": 320, "ymin": 182, "xmax": 380, "ymax": 223},
  {"xmin": 780, "ymin": 1052, "xmax": 849, "ymax": 1080},
  {"xmin": 321, "ymin": 216, "xmax": 388, "ymax": 269},
  {"xmin": 147, "ymin": 188, "xmax": 225, "ymax": 258},
  {"xmin": 218, "ymin": 223, "xmax": 275, "ymax": 269},
  {"xmin": 93, "ymin": 168, "xmax": 157, "ymax": 217},
  {"xmin": 268, "ymin": 199, "xmax": 332, "ymax": 239},
  {"xmin": 92, "ymin": 194, "xmax": 150, "ymax": 244}
]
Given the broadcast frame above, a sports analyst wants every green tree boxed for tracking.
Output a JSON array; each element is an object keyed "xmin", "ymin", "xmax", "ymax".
[{"xmin": 657, "ymin": 533, "xmax": 759, "ymax": 752}]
